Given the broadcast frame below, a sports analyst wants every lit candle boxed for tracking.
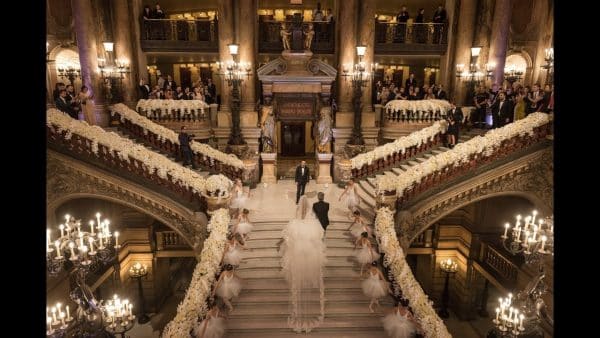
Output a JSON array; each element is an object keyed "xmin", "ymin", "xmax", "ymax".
[
  {"xmin": 47, "ymin": 229, "xmax": 51, "ymax": 252},
  {"xmin": 524, "ymin": 216, "xmax": 531, "ymax": 231},
  {"xmin": 105, "ymin": 220, "xmax": 110, "ymax": 235},
  {"xmin": 47, "ymin": 317, "xmax": 52, "ymax": 332},
  {"xmin": 519, "ymin": 314, "xmax": 524, "ymax": 330},
  {"xmin": 503, "ymin": 223, "xmax": 510, "ymax": 237},
  {"xmin": 550, "ymin": 225, "xmax": 553, "ymax": 233},
  {"xmin": 531, "ymin": 210, "xmax": 537, "ymax": 225},
  {"xmin": 65, "ymin": 214, "xmax": 70, "ymax": 223},
  {"xmin": 129, "ymin": 303, "xmax": 133, "ymax": 317},
  {"xmin": 495, "ymin": 307, "xmax": 500, "ymax": 321},
  {"xmin": 69, "ymin": 242, "xmax": 76, "ymax": 259},
  {"xmin": 98, "ymin": 234, "xmax": 104, "ymax": 248},
  {"xmin": 539, "ymin": 235, "xmax": 547, "ymax": 252},
  {"xmin": 531, "ymin": 225, "xmax": 538, "ymax": 242},
  {"xmin": 515, "ymin": 227, "xmax": 522, "ymax": 242},
  {"xmin": 89, "ymin": 237, "xmax": 94, "ymax": 253},
  {"xmin": 51, "ymin": 307, "xmax": 57, "ymax": 323},
  {"xmin": 66, "ymin": 305, "xmax": 70, "ymax": 320},
  {"xmin": 96, "ymin": 212, "xmax": 101, "ymax": 230},
  {"xmin": 114, "ymin": 231, "xmax": 120, "ymax": 247},
  {"xmin": 90, "ymin": 220, "xmax": 95, "ymax": 235},
  {"xmin": 55, "ymin": 240, "xmax": 62, "ymax": 257},
  {"xmin": 60, "ymin": 311, "xmax": 65, "ymax": 327},
  {"xmin": 59, "ymin": 224, "xmax": 64, "ymax": 238},
  {"xmin": 79, "ymin": 233, "xmax": 85, "ymax": 248},
  {"xmin": 508, "ymin": 307, "xmax": 513, "ymax": 320}
]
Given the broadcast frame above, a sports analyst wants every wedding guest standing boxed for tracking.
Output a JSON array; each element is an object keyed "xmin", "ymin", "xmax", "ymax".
[{"xmin": 295, "ymin": 161, "xmax": 310, "ymax": 204}]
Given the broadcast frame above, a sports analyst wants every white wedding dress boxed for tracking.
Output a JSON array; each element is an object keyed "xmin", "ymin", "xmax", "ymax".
[
  {"xmin": 381, "ymin": 309, "xmax": 418, "ymax": 338},
  {"xmin": 280, "ymin": 196, "xmax": 327, "ymax": 333}
]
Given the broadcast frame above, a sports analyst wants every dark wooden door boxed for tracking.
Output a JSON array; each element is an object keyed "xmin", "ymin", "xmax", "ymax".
[
  {"xmin": 392, "ymin": 69, "xmax": 404, "ymax": 88},
  {"xmin": 281, "ymin": 122, "xmax": 305, "ymax": 156},
  {"xmin": 179, "ymin": 67, "xmax": 192, "ymax": 89}
]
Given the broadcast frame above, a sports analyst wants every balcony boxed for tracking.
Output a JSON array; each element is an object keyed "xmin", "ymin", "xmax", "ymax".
[
  {"xmin": 141, "ymin": 19, "xmax": 218, "ymax": 52},
  {"xmin": 374, "ymin": 22, "xmax": 447, "ymax": 55},
  {"xmin": 258, "ymin": 20, "xmax": 335, "ymax": 54}
]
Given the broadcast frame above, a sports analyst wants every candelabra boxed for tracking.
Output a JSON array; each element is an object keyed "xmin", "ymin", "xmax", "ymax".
[
  {"xmin": 341, "ymin": 45, "xmax": 375, "ymax": 146},
  {"xmin": 46, "ymin": 212, "xmax": 132, "ymax": 337},
  {"xmin": 504, "ymin": 64, "xmax": 525, "ymax": 86},
  {"xmin": 57, "ymin": 63, "xmax": 81, "ymax": 86},
  {"xmin": 438, "ymin": 258, "xmax": 458, "ymax": 318},
  {"xmin": 541, "ymin": 47, "xmax": 553, "ymax": 85},
  {"xmin": 98, "ymin": 41, "xmax": 131, "ymax": 103},
  {"xmin": 129, "ymin": 262, "xmax": 150, "ymax": 324},
  {"xmin": 490, "ymin": 210, "xmax": 554, "ymax": 337},
  {"xmin": 216, "ymin": 43, "xmax": 252, "ymax": 146}
]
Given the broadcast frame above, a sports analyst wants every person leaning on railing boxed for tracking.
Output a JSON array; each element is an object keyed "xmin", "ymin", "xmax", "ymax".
[
  {"xmin": 395, "ymin": 6, "xmax": 410, "ymax": 43},
  {"xmin": 432, "ymin": 4, "xmax": 447, "ymax": 44}
]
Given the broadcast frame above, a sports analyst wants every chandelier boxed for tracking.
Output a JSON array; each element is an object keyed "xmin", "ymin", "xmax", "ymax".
[
  {"xmin": 541, "ymin": 47, "xmax": 553, "ymax": 85},
  {"xmin": 490, "ymin": 210, "xmax": 554, "ymax": 337},
  {"xmin": 57, "ymin": 62, "xmax": 81, "ymax": 85},
  {"xmin": 456, "ymin": 47, "xmax": 485, "ymax": 84},
  {"xmin": 504, "ymin": 64, "xmax": 525, "ymax": 85},
  {"xmin": 98, "ymin": 41, "xmax": 131, "ymax": 80},
  {"xmin": 46, "ymin": 212, "xmax": 135, "ymax": 337}
]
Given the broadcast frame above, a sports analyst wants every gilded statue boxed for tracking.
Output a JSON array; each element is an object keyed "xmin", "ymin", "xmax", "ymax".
[
  {"xmin": 259, "ymin": 97, "xmax": 276, "ymax": 153},
  {"xmin": 316, "ymin": 98, "xmax": 333, "ymax": 153},
  {"xmin": 304, "ymin": 23, "xmax": 315, "ymax": 50},
  {"xmin": 280, "ymin": 24, "xmax": 292, "ymax": 50}
]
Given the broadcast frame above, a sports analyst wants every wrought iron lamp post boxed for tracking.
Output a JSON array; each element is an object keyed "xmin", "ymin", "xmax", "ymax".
[
  {"xmin": 541, "ymin": 47, "xmax": 554, "ymax": 85},
  {"xmin": 46, "ymin": 212, "xmax": 132, "ymax": 337},
  {"xmin": 216, "ymin": 43, "xmax": 252, "ymax": 147},
  {"xmin": 98, "ymin": 41, "xmax": 131, "ymax": 103},
  {"xmin": 489, "ymin": 210, "xmax": 554, "ymax": 337},
  {"xmin": 341, "ymin": 45, "xmax": 375, "ymax": 146},
  {"xmin": 438, "ymin": 258, "xmax": 458, "ymax": 318},
  {"xmin": 129, "ymin": 262, "xmax": 150, "ymax": 324},
  {"xmin": 456, "ymin": 47, "xmax": 485, "ymax": 103}
]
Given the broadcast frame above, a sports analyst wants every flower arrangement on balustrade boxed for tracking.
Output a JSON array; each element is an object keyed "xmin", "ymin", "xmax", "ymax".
[
  {"xmin": 205, "ymin": 174, "xmax": 233, "ymax": 198},
  {"xmin": 351, "ymin": 120, "xmax": 448, "ymax": 170},
  {"xmin": 374, "ymin": 207, "xmax": 452, "ymax": 338},
  {"xmin": 376, "ymin": 112, "xmax": 551, "ymax": 194},
  {"xmin": 136, "ymin": 99, "xmax": 210, "ymax": 120},
  {"xmin": 47, "ymin": 109, "xmax": 231, "ymax": 195},
  {"xmin": 162, "ymin": 208, "xmax": 230, "ymax": 338},
  {"xmin": 385, "ymin": 99, "xmax": 453, "ymax": 119},
  {"xmin": 111, "ymin": 104, "xmax": 245, "ymax": 169}
]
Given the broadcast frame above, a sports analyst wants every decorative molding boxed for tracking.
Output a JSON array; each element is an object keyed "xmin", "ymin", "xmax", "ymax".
[
  {"xmin": 396, "ymin": 147, "xmax": 553, "ymax": 248},
  {"xmin": 47, "ymin": 151, "xmax": 208, "ymax": 253}
]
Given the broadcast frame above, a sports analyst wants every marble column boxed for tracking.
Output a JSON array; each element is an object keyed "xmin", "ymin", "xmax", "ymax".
[
  {"xmin": 336, "ymin": 0, "xmax": 357, "ymax": 114},
  {"xmin": 72, "ymin": 0, "xmax": 107, "ymax": 126},
  {"xmin": 112, "ymin": 0, "xmax": 138, "ymax": 108},
  {"xmin": 357, "ymin": 0, "xmax": 375, "ymax": 114},
  {"xmin": 237, "ymin": 0, "xmax": 257, "ymax": 114},
  {"xmin": 488, "ymin": 0, "xmax": 513, "ymax": 86},
  {"xmin": 533, "ymin": 1, "xmax": 553, "ymax": 85},
  {"xmin": 438, "ymin": 0, "xmax": 457, "ymax": 92},
  {"xmin": 473, "ymin": 0, "xmax": 494, "ymax": 69},
  {"xmin": 217, "ymin": 0, "xmax": 234, "ymax": 114},
  {"xmin": 451, "ymin": 0, "xmax": 478, "ymax": 105},
  {"xmin": 130, "ymin": 0, "xmax": 148, "ymax": 93}
]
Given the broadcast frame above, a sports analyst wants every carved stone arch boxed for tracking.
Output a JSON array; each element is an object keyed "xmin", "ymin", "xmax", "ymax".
[
  {"xmin": 47, "ymin": 151, "xmax": 208, "ymax": 253},
  {"xmin": 396, "ymin": 147, "xmax": 553, "ymax": 248}
]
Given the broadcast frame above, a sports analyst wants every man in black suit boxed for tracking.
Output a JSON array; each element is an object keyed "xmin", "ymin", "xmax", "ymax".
[
  {"xmin": 491, "ymin": 91, "xmax": 513, "ymax": 128},
  {"xmin": 432, "ymin": 4, "xmax": 447, "ymax": 44},
  {"xmin": 55, "ymin": 89, "xmax": 77, "ymax": 119},
  {"xmin": 404, "ymin": 73, "xmax": 417, "ymax": 95},
  {"xmin": 163, "ymin": 75, "xmax": 177, "ymax": 91},
  {"xmin": 435, "ymin": 84, "xmax": 447, "ymax": 100},
  {"xmin": 139, "ymin": 79, "xmax": 151, "ymax": 99},
  {"xmin": 295, "ymin": 160, "xmax": 310, "ymax": 204},
  {"xmin": 178, "ymin": 126, "xmax": 197, "ymax": 169},
  {"xmin": 312, "ymin": 192, "xmax": 329, "ymax": 231}
]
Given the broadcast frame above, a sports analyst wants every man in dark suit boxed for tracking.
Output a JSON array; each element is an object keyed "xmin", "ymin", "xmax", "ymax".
[
  {"xmin": 139, "ymin": 79, "xmax": 151, "ymax": 99},
  {"xmin": 313, "ymin": 192, "xmax": 329, "ymax": 231},
  {"xmin": 55, "ymin": 89, "xmax": 77, "ymax": 119},
  {"xmin": 491, "ymin": 91, "xmax": 513, "ymax": 128},
  {"xmin": 435, "ymin": 84, "xmax": 447, "ymax": 100},
  {"xmin": 404, "ymin": 73, "xmax": 417, "ymax": 95},
  {"xmin": 432, "ymin": 4, "xmax": 447, "ymax": 43},
  {"xmin": 178, "ymin": 126, "xmax": 197, "ymax": 169},
  {"xmin": 163, "ymin": 75, "xmax": 177, "ymax": 91},
  {"xmin": 295, "ymin": 160, "xmax": 310, "ymax": 204}
]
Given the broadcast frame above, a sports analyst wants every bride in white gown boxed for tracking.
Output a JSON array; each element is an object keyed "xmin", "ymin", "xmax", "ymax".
[{"xmin": 280, "ymin": 195, "xmax": 327, "ymax": 333}]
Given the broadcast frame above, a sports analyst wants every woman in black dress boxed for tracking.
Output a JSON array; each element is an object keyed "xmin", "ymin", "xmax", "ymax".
[{"xmin": 446, "ymin": 116, "xmax": 458, "ymax": 148}]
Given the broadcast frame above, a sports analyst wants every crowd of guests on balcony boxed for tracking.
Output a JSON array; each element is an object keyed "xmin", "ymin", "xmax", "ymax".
[
  {"xmin": 142, "ymin": 3, "xmax": 168, "ymax": 40},
  {"xmin": 52, "ymin": 82, "xmax": 95, "ymax": 124},
  {"xmin": 376, "ymin": 4, "xmax": 447, "ymax": 44},
  {"xmin": 138, "ymin": 75, "xmax": 218, "ymax": 104},
  {"xmin": 375, "ymin": 73, "xmax": 448, "ymax": 105}
]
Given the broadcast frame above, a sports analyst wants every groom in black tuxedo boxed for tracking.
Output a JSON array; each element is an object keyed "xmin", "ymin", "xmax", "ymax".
[
  {"xmin": 313, "ymin": 192, "xmax": 329, "ymax": 231},
  {"xmin": 295, "ymin": 160, "xmax": 310, "ymax": 204}
]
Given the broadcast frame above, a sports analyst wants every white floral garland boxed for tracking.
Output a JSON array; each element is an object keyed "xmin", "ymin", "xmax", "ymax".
[
  {"xmin": 376, "ymin": 112, "xmax": 551, "ymax": 193},
  {"xmin": 385, "ymin": 99, "xmax": 453, "ymax": 115},
  {"xmin": 47, "ymin": 109, "xmax": 232, "ymax": 194},
  {"xmin": 351, "ymin": 120, "xmax": 448, "ymax": 169},
  {"xmin": 205, "ymin": 174, "xmax": 233, "ymax": 197},
  {"xmin": 374, "ymin": 207, "xmax": 452, "ymax": 338},
  {"xmin": 162, "ymin": 208, "xmax": 230, "ymax": 338},
  {"xmin": 110, "ymin": 104, "xmax": 244, "ymax": 169},
  {"xmin": 136, "ymin": 99, "xmax": 210, "ymax": 117}
]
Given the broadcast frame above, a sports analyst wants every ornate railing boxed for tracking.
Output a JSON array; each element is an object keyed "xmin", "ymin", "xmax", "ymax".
[
  {"xmin": 375, "ymin": 22, "xmax": 447, "ymax": 54},
  {"xmin": 258, "ymin": 20, "xmax": 335, "ymax": 53},
  {"xmin": 47, "ymin": 124, "xmax": 208, "ymax": 213},
  {"xmin": 479, "ymin": 242, "xmax": 519, "ymax": 288},
  {"xmin": 111, "ymin": 111, "xmax": 244, "ymax": 181},
  {"xmin": 156, "ymin": 231, "xmax": 189, "ymax": 250},
  {"xmin": 141, "ymin": 18, "xmax": 218, "ymax": 52},
  {"xmin": 136, "ymin": 99, "xmax": 214, "ymax": 122},
  {"xmin": 396, "ymin": 122, "xmax": 552, "ymax": 208}
]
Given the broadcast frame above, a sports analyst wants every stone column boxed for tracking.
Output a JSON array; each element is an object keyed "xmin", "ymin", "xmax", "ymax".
[
  {"xmin": 438, "ymin": 0, "xmax": 457, "ymax": 91},
  {"xmin": 260, "ymin": 153, "xmax": 277, "ymax": 184},
  {"xmin": 316, "ymin": 153, "xmax": 333, "ymax": 184},
  {"xmin": 336, "ymin": 0, "xmax": 357, "ymax": 115},
  {"xmin": 130, "ymin": 0, "xmax": 148, "ymax": 94},
  {"xmin": 357, "ymin": 0, "xmax": 375, "ymax": 114},
  {"xmin": 451, "ymin": 0, "xmax": 477, "ymax": 105},
  {"xmin": 72, "ymin": 0, "xmax": 107, "ymax": 126},
  {"xmin": 217, "ymin": 0, "xmax": 234, "ymax": 115},
  {"xmin": 237, "ymin": 0, "xmax": 257, "ymax": 114},
  {"xmin": 533, "ymin": 1, "xmax": 553, "ymax": 85},
  {"xmin": 112, "ymin": 0, "xmax": 138, "ymax": 108},
  {"xmin": 488, "ymin": 0, "xmax": 512, "ymax": 86},
  {"xmin": 473, "ymin": 0, "xmax": 494, "ymax": 69}
]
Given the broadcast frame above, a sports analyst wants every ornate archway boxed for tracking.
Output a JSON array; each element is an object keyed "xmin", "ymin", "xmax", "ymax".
[{"xmin": 47, "ymin": 150, "xmax": 208, "ymax": 252}]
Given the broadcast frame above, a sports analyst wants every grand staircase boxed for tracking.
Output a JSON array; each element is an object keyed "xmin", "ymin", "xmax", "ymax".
[
  {"xmin": 355, "ymin": 128, "xmax": 485, "ymax": 219},
  {"xmin": 225, "ymin": 216, "xmax": 394, "ymax": 338}
]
